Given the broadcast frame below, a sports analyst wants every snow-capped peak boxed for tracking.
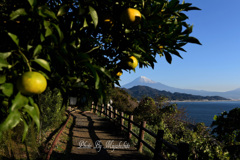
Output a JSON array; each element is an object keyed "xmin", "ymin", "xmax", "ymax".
[{"xmin": 138, "ymin": 76, "xmax": 156, "ymax": 83}]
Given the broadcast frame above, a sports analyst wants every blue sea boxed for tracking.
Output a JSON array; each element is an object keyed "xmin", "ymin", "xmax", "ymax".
[{"xmin": 175, "ymin": 101, "xmax": 240, "ymax": 127}]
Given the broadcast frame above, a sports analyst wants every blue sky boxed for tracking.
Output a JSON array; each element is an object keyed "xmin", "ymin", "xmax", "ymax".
[{"xmin": 119, "ymin": 0, "xmax": 240, "ymax": 92}]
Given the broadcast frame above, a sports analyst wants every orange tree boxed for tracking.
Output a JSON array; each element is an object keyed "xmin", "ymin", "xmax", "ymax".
[{"xmin": 0, "ymin": 0, "xmax": 201, "ymax": 139}]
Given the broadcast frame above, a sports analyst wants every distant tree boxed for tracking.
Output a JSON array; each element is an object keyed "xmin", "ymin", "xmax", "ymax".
[
  {"xmin": 133, "ymin": 97, "xmax": 159, "ymax": 123},
  {"xmin": 109, "ymin": 87, "xmax": 138, "ymax": 113}
]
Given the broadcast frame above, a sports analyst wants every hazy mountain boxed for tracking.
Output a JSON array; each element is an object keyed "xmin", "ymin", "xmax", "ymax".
[
  {"xmin": 122, "ymin": 76, "xmax": 240, "ymax": 99},
  {"xmin": 123, "ymin": 86, "xmax": 229, "ymax": 101}
]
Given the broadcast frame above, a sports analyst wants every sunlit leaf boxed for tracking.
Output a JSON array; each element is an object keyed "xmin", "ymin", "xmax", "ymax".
[
  {"xmin": 83, "ymin": 18, "xmax": 88, "ymax": 28},
  {"xmin": 33, "ymin": 59, "xmax": 51, "ymax": 72},
  {"xmin": 11, "ymin": 92, "xmax": 29, "ymax": 111},
  {"xmin": 0, "ymin": 75, "xmax": 6, "ymax": 84},
  {"xmin": 10, "ymin": 8, "xmax": 27, "ymax": 20},
  {"xmin": 0, "ymin": 110, "xmax": 21, "ymax": 132},
  {"xmin": 52, "ymin": 23, "xmax": 64, "ymax": 42},
  {"xmin": 33, "ymin": 45, "xmax": 42, "ymax": 57},
  {"xmin": 21, "ymin": 119, "xmax": 29, "ymax": 142},
  {"xmin": 213, "ymin": 115, "xmax": 218, "ymax": 121},
  {"xmin": 27, "ymin": 45, "xmax": 33, "ymax": 51},
  {"xmin": 0, "ymin": 52, "xmax": 11, "ymax": 59},
  {"xmin": 23, "ymin": 105, "xmax": 40, "ymax": 131},
  {"xmin": 89, "ymin": 6, "xmax": 98, "ymax": 28},
  {"xmin": 45, "ymin": 27, "xmax": 52, "ymax": 37},
  {"xmin": 28, "ymin": 0, "xmax": 37, "ymax": 8},
  {"xmin": 28, "ymin": 97, "xmax": 40, "ymax": 117},
  {"xmin": 8, "ymin": 32, "xmax": 19, "ymax": 47},
  {"xmin": 1, "ymin": 83, "xmax": 13, "ymax": 97},
  {"xmin": 0, "ymin": 58, "xmax": 10, "ymax": 71},
  {"xmin": 38, "ymin": 6, "xmax": 57, "ymax": 20},
  {"xmin": 57, "ymin": 5, "xmax": 69, "ymax": 16}
]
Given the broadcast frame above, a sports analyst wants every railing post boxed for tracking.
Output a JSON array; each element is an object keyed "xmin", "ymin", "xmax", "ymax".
[
  {"xmin": 107, "ymin": 104, "xmax": 110, "ymax": 118},
  {"xmin": 138, "ymin": 121, "xmax": 146, "ymax": 153},
  {"xmin": 128, "ymin": 115, "xmax": 133, "ymax": 139},
  {"xmin": 177, "ymin": 142, "xmax": 189, "ymax": 160},
  {"xmin": 114, "ymin": 109, "xmax": 118, "ymax": 119},
  {"xmin": 100, "ymin": 104, "xmax": 104, "ymax": 116},
  {"xmin": 95, "ymin": 105, "xmax": 98, "ymax": 114},
  {"xmin": 120, "ymin": 112, "xmax": 124, "ymax": 132},
  {"xmin": 153, "ymin": 130, "xmax": 164, "ymax": 160},
  {"xmin": 109, "ymin": 106, "xmax": 112, "ymax": 120},
  {"xmin": 91, "ymin": 102, "xmax": 94, "ymax": 113}
]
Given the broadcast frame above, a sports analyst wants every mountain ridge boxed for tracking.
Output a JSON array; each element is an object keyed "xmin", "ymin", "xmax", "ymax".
[
  {"xmin": 123, "ymin": 85, "xmax": 230, "ymax": 101},
  {"xmin": 122, "ymin": 76, "xmax": 240, "ymax": 99}
]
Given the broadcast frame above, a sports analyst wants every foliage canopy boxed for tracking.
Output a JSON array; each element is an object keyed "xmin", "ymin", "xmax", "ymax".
[{"xmin": 0, "ymin": 0, "xmax": 201, "ymax": 139}]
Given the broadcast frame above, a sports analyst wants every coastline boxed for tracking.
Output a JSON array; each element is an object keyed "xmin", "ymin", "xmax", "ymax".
[{"xmin": 169, "ymin": 99, "xmax": 240, "ymax": 103}]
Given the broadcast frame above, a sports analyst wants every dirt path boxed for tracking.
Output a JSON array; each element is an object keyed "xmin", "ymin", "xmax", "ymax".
[{"xmin": 59, "ymin": 111, "xmax": 149, "ymax": 160}]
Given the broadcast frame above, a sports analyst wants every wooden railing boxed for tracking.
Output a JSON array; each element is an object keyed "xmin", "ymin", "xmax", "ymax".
[{"xmin": 91, "ymin": 103, "xmax": 189, "ymax": 160}]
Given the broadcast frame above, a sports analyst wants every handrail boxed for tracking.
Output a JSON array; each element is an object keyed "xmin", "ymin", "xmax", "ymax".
[{"xmin": 91, "ymin": 103, "xmax": 189, "ymax": 160}]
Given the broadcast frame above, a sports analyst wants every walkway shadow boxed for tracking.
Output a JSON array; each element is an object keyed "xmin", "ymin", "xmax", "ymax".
[
  {"xmin": 76, "ymin": 113, "xmax": 112, "ymax": 159},
  {"xmin": 50, "ymin": 112, "xmax": 150, "ymax": 160}
]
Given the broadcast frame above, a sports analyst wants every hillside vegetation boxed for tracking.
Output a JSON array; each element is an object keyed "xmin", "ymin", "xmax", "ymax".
[{"xmin": 124, "ymin": 86, "xmax": 229, "ymax": 101}]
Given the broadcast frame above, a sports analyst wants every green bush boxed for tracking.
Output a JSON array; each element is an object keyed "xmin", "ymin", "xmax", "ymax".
[
  {"xmin": 211, "ymin": 108, "xmax": 240, "ymax": 159},
  {"xmin": 132, "ymin": 96, "xmax": 230, "ymax": 159},
  {"xmin": 38, "ymin": 87, "xmax": 66, "ymax": 132}
]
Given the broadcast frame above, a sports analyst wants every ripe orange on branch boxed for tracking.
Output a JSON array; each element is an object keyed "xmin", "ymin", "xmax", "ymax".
[
  {"xmin": 127, "ymin": 56, "xmax": 138, "ymax": 69},
  {"xmin": 121, "ymin": 8, "xmax": 141, "ymax": 26},
  {"xmin": 17, "ymin": 71, "xmax": 47, "ymax": 95},
  {"xmin": 116, "ymin": 71, "xmax": 123, "ymax": 77}
]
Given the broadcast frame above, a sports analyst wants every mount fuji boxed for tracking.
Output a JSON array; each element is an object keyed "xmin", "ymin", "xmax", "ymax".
[{"xmin": 122, "ymin": 76, "xmax": 240, "ymax": 100}]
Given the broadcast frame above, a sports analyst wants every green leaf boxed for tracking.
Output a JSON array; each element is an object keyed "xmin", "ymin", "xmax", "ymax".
[
  {"xmin": 1, "ymin": 83, "xmax": 13, "ymax": 97},
  {"xmin": 38, "ymin": 6, "xmax": 57, "ymax": 20},
  {"xmin": 213, "ymin": 115, "xmax": 218, "ymax": 121},
  {"xmin": 83, "ymin": 18, "xmax": 88, "ymax": 28},
  {"xmin": 0, "ymin": 75, "xmax": 6, "ymax": 84},
  {"xmin": 40, "ymin": 34, "xmax": 45, "ymax": 42},
  {"xmin": 0, "ymin": 52, "xmax": 11, "ymax": 59},
  {"xmin": 33, "ymin": 45, "xmax": 42, "ymax": 57},
  {"xmin": 57, "ymin": 5, "xmax": 69, "ymax": 16},
  {"xmin": 10, "ymin": 8, "xmax": 27, "ymax": 20},
  {"xmin": 0, "ymin": 110, "xmax": 21, "ymax": 132},
  {"xmin": 185, "ymin": 37, "xmax": 202, "ymax": 45},
  {"xmin": 52, "ymin": 23, "xmax": 64, "ymax": 42},
  {"xmin": 33, "ymin": 59, "xmax": 51, "ymax": 72},
  {"xmin": 27, "ymin": 45, "xmax": 33, "ymax": 51},
  {"xmin": 11, "ymin": 92, "xmax": 29, "ymax": 111},
  {"xmin": 28, "ymin": 0, "xmax": 37, "ymax": 8},
  {"xmin": 28, "ymin": 97, "xmax": 40, "ymax": 117},
  {"xmin": 8, "ymin": 32, "xmax": 19, "ymax": 47},
  {"xmin": 45, "ymin": 27, "xmax": 52, "ymax": 37},
  {"xmin": 43, "ymin": 20, "xmax": 51, "ymax": 28},
  {"xmin": 21, "ymin": 119, "xmax": 29, "ymax": 142},
  {"xmin": 86, "ymin": 64, "xmax": 100, "ymax": 89},
  {"xmin": 23, "ymin": 105, "xmax": 40, "ymax": 131},
  {"xmin": 0, "ymin": 58, "xmax": 10, "ymax": 70},
  {"xmin": 89, "ymin": 6, "xmax": 98, "ymax": 28},
  {"xmin": 164, "ymin": 51, "xmax": 172, "ymax": 64}
]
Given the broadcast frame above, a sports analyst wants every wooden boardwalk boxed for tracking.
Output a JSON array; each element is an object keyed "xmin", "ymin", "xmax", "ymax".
[{"xmin": 60, "ymin": 111, "xmax": 149, "ymax": 160}]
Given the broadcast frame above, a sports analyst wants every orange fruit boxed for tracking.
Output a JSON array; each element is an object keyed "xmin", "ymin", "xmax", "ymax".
[
  {"xmin": 127, "ymin": 56, "xmax": 138, "ymax": 69},
  {"xmin": 116, "ymin": 71, "xmax": 123, "ymax": 77},
  {"xmin": 104, "ymin": 19, "xmax": 112, "ymax": 23},
  {"xmin": 17, "ymin": 72, "xmax": 47, "ymax": 95},
  {"xmin": 121, "ymin": 8, "xmax": 141, "ymax": 26},
  {"xmin": 159, "ymin": 45, "xmax": 164, "ymax": 52}
]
